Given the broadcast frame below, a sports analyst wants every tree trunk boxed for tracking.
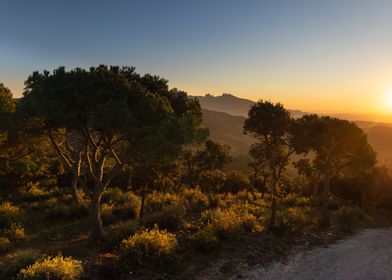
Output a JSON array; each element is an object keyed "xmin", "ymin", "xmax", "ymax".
[
  {"xmin": 71, "ymin": 155, "xmax": 82, "ymax": 203},
  {"xmin": 269, "ymin": 181, "xmax": 277, "ymax": 230},
  {"xmin": 71, "ymin": 174, "xmax": 79, "ymax": 203},
  {"xmin": 320, "ymin": 170, "xmax": 331, "ymax": 228},
  {"xmin": 88, "ymin": 188, "xmax": 104, "ymax": 243}
]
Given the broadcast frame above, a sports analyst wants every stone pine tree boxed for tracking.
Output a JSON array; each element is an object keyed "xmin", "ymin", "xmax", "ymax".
[
  {"xmin": 20, "ymin": 65, "xmax": 204, "ymax": 242},
  {"xmin": 296, "ymin": 115, "xmax": 376, "ymax": 227}
]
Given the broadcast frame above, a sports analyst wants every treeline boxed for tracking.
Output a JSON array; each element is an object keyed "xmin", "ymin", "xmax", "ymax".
[{"xmin": 1, "ymin": 66, "xmax": 392, "ymax": 278}]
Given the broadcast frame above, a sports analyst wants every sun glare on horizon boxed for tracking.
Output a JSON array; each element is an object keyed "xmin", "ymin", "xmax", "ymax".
[{"xmin": 386, "ymin": 90, "xmax": 392, "ymax": 111}]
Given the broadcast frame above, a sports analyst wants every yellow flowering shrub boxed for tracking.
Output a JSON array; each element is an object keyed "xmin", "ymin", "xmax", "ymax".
[
  {"xmin": 18, "ymin": 182, "xmax": 50, "ymax": 201},
  {"xmin": 202, "ymin": 207, "xmax": 257, "ymax": 239},
  {"xmin": 18, "ymin": 256, "xmax": 83, "ymax": 280},
  {"xmin": 0, "ymin": 201, "xmax": 19, "ymax": 226},
  {"xmin": 120, "ymin": 226, "xmax": 178, "ymax": 265}
]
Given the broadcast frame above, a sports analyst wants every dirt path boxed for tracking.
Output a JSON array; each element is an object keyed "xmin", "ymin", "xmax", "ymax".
[{"xmin": 239, "ymin": 227, "xmax": 392, "ymax": 280}]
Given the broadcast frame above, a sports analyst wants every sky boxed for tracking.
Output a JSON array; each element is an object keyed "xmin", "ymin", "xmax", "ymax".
[{"xmin": 1, "ymin": 0, "xmax": 392, "ymax": 116}]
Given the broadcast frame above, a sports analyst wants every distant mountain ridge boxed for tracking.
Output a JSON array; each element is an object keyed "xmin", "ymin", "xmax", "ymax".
[
  {"xmin": 191, "ymin": 93, "xmax": 306, "ymax": 118},
  {"xmin": 195, "ymin": 94, "xmax": 392, "ymax": 165}
]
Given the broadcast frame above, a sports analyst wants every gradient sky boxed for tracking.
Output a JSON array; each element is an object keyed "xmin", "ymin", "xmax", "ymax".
[{"xmin": 1, "ymin": 0, "xmax": 392, "ymax": 115}]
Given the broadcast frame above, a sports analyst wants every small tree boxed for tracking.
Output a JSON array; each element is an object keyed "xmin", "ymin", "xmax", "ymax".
[
  {"xmin": 194, "ymin": 140, "xmax": 231, "ymax": 176},
  {"xmin": 244, "ymin": 101, "xmax": 295, "ymax": 229}
]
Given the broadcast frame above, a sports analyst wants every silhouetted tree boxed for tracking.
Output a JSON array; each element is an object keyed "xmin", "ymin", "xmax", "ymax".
[
  {"xmin": 20, "ymin": 66, "xmax": 204, "ymax": 242},
  {"xmin": 244, "ymin": 101, "xmax": 295, "ymax": 229},
  {"xmin": 194, "ymin": 140, "xmax": 231, "ymax": 175},
  {"xmin": 297, "ymin": 115, "xmax": 376, "ymax": 227}
]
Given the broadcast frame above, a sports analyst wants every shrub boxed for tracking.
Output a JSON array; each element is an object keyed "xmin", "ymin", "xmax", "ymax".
[
  {"xmin": 144, "ymin": 205, "xmax": 185, "ymax": 230},
  {"xmin": 47, "ymin": 203, "xmax": 88, "ymax": 220},
  {"xmin": 190, "ymin": 225, "xmax": 219, "ymax": 251},
  {"xmin": 18, "ymin": 256, "xmax": 84, "ymax": 280},
  {"xmin": 333, "ymin": 206, "xmax": 368, "ymax": 232},
  {"xmin": 62, "ymin": 194, "xmax": 74, "ymax": 202},
  {"xmin": 241, "ymin": 211, "xmax": 258, "ymax": 232},
  {"xmin": 0, "ymin": 237, "xmax": 11, "ymax": 252},
  {"xmin": 105, "ymin": 220, "xmax": 139, "ymax": 248},
  {"xmin": 6, "ymin": 222, "xmax": 25, "ymax": 242},
  {"xmin": 120, "ymin": 227, "xmax": 178, "ymax": 265},
  {"xmin": 102, "ymin": 189, "xmax": 141, "ymax": 219},
  {"xmin": 0, "ymin": 201, "xmax": 19, "ymax": 226},
  {"xmin": 1, "ymin": 249, "xmax": 42, "ymax": 278},
  {"xmin": 18, "ymin": 182, "xmax": 50, "ymax": 201},
  {"xmin": 100, "ymin": 203, "xmax": 115, "ymax": 224},
  {"xmin": 282, "ymin": 194, "xmax": 309, "ymax": 208},
  {"xmin": 45, "ymin": 198, "xmax": 59, "ymax": 208},
  {"xmin": 145, "ymin": 192, "xmax": 181, "ymax": 212},
  {"xmin": 181, "ymin": 188, "xmax": 209, "ymax": 212},
  {"xmin": 202, "ymin": 207, "xmax": 257, "ymax": 239},
  {"xmin": 222, "ymin": 172, "xmax": 250, "ymax": 194},
  {"xmin": 112, "ymin": 192, "xmax": 141, "ymax": 219},
  {"xmin": 276, "ymin": 207, "xmax": 313, "ymax": 233},
  {"xmin": 102, "ymin": 188, "xmax": 124, "ymax": 204}
]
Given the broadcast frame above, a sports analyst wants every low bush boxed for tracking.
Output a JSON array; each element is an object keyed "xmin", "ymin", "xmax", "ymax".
[
  {"xmin": 105, "ymin": 220, "xmax": 140, "ymax": 248},
  {"xmin": 120, "ymin": 226, "xmax": 178, "ymax": 266},
  {"xmin": 202, "ymin": 207, "xmax": 257, "ymax": 239},
  {"xmin": 100, "ymin": 203, "xmax": 115, "ymax": 224},
  {"xmin": 18, "ymin": 256, "xmax": 84, "ymax": 280},
  {"xmin": 112, "ymin": 192, "xmax": 141, "ymax": 219},
  {"xmin": 282, "ymin": 194, "xmax": 310, "ymax": 208},
  {"xmin": 47, "ymin": 203, "xmax": 88, "ymax": 220},
  {"xmin": 181, "ymin": 188, "xmax": 209, "ymax": 212},
  {"xmin": 144, "ymin": 205, "xmax": 185, "ymax": 230},
  {"xmin": 0, "ymin": 237, "xmax": 11, "ymax": 252},
  {"xmin": 276, "ymin": 207, "xmax": 313, "ymax": 233},
  {"xmin": 5, "ymin": 222, "xmax": 25, "ymax": 242},
  {"xmin": 0, "ymin": 201, "xmax": 19, "ymax": 226},
  {"xmin": 190, "ymin": 224, "xmax": 219, "ymax": 251},
  {"xmin": 0, "ymin": 249, "xmax": 43, "ymax": 278},
  {"xmin": 102, "ymin": 188, "xmax": 124, "ymax": 204},
  {"xmin": 333, "ymin": 206, "xmax": 368, "ymax": 232},
  {"xmin": 102, "ymin": 189, "xmax": 141, "ymax": 219},
  {"xmin": 145, "ymin": 192, "xmax": 181, "ymax": 212},
  {"xmin": 18, "ymin": 182, "xmax": 52, "ymax": 201},
  {"xmin": 45, "ymin": 197, "xmax": 59, "ymax": 208}
]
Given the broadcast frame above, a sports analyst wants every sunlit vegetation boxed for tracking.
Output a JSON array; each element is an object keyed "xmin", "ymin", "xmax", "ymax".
[
  {"xmin": 18, "ymin": 256, "xmax": 84, "ymax": 280},
  {"xmin": 0, "ymin": 68, "xmax": 392, "ymax": 279}
]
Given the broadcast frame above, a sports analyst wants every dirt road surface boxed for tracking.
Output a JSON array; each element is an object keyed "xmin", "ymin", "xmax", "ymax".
[{"xmin": 240, "ymin": 228, "xmax": 392, "ymax": 280}]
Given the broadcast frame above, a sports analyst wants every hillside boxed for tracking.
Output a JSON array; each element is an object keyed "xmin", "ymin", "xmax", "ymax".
[
  {"xmin": 201, "ymin": 109, "xmax": 254, "ymax": 155},
  {"xmin": 193, "ymin": 93, "xmax": 306, "ymax": 118},
  {"xmin": 202, "ymin": 109, "xmax": 392, "ymax": 165}
]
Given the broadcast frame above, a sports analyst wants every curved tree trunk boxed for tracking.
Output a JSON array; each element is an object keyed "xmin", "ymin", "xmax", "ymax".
[{"xmin": 88, "ymin": 189, "xmax": 104, "ymax": 243}]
